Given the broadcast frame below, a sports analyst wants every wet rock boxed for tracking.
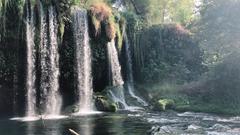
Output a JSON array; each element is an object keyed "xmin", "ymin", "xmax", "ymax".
[
  {"xmin": 95, "ymin": 95, "xmax": 117, "ymax": 112},
  {"xmin": 210, "ymin": 124, "xmax": 231, "ymax": 131},
  {"xmin": 148, "ymin": 125, "xmax": 182, "ymax": 135},
  {"xmin": 63, "ymin": 105, "xmax": 79, "ymax": 114},
  {"xmin": 187, "ymin": 124, "xmax": 204, "ymax": 134}
]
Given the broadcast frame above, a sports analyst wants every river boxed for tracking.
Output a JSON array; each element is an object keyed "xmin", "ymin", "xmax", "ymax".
[{"xmin": 1, "ymin": 111, "xmax": 240, "ymax": 135}]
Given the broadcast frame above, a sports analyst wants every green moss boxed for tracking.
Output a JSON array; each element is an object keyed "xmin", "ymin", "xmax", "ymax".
[
  {"xmin": 153, "ymin": 98, "xmax": 175, "ymax": 111},
  {"xmin": 116, "ymin": 23, "xmax": 123, "ymax": 50},
  {"xmin": 59, "ymin": 21, "xmax": 65, "ymax": 41},
  {"xmin": 95, "ymin": 95, "xmax": 117, "ymax": 112}
]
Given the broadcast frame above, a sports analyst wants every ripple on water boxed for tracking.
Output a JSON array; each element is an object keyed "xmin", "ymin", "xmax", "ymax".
[
  {"xmin": 147, "ymin": 117, "xmax": 179, "ymax": 124},
  {"xmin": 217, "ymin": 116, "xmax": 240, "ymax": 124}
]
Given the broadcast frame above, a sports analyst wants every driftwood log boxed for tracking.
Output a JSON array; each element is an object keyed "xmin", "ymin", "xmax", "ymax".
[{"xmin": 69, "ymin": 129, "xmax": 80, "ymax": 135}]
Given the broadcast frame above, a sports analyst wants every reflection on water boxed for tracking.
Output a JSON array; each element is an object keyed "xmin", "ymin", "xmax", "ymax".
[
  {"xmin": 2, "ymin": 111, "xmax": 240, "ymax": 135},
  {"xmin": 79, "ymin": 118, "xmax": 93, "ymax": 135},
  {"xmin": 26, "ymin": 122, "xmax": 35, "ymax": 135},
  {"xmin": 24, "ymin": 119, "xmax": 62, "ymax": 135},
  {"xmin": 73, "ymin": 116, "xmax": 94, "ymax": 135}
]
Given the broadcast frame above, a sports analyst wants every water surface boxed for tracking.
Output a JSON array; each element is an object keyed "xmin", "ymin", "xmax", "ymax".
[{"xmin": 1, "ymin": 111, "xmax": 240, "ymax": 135}]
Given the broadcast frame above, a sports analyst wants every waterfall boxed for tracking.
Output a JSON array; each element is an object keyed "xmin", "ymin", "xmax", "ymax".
[
  {"xmin": 107, "ymin": 40, "xmax": 124, "ymax": 86},
  {"xmin": 124, "ymin": 33, "xmax": 148, "ymax": 106},
  {"xmin": 107, "ymin": 40, "xmax": 128, "ymax": 109},
  {"xmin": 112, "ymin": 0, "xmax": 126, "ymax": 11},
  {"xmin": 108, "ymin": 86, "xmax": 128, "ymax": 108},
  {"xmin": 72, "ymin": 9, "xmax": 93, "ymax": 113},
  {"xmin": 39, "ymin": 5, "xmax": 62, "ymax": 115},
  {"xmin": 26, "ymin": 2, "xmax": 37, "ymax": 117}
]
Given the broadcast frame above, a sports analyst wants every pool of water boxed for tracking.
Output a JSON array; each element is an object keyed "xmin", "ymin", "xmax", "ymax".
[{"xmin": 1, "ymin": 111, "xmax": 240, "ymax": 135}]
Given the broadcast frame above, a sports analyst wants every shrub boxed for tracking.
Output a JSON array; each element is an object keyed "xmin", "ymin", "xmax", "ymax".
[
  {"xmin": 153, "ymin": 99, "xmax": 175, "ymax": 111},
  {"xmin": 90, "ymin": 3, "xmax": 112, "ymax": 21},
  {"xmin": 89, "ymin": 3, "xmax": 116, "ymax": 40}
]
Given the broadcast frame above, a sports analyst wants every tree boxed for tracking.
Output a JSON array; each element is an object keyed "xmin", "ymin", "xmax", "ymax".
[
  {"xmin": 195, "ymin": 0, "xmax": 240, "ymax": 65},
  {"xmin": 136, "ymin": 24, "xmax": 205, "ymax": 83},
  {"xmin": 131, "ymin": 0, "xmax": 195, "ymax": 25}
]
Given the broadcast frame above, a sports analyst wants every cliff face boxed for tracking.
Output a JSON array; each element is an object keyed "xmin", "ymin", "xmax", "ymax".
[{"xmin": 0, "ymin": 0, "xmax": 127, "ymax": 116}]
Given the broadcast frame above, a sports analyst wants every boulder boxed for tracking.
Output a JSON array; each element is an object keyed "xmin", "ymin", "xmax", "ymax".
[
  {"xmin": 95, "ymin": 96, "xmax": 117, "ymax": 112},
  {"xmin": 63, "ymin": 105, "xmax": 79, "ymax": 114}
]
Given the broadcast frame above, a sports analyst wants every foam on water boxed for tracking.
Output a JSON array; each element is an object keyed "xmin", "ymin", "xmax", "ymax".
[
  {"xmin": 41, "ymin": 115, "xmax": 68, "ymax": 120},
  {"xmin": 72, "ymin": 111, "xmax": 102, "ymax": 116},
  {"xmin": 10, "ymin": 117, "xmax": 40, "ymax": 122},
  {"xmin": 10, "ymin": 115, "xmax": 68, "ymax": 121}
]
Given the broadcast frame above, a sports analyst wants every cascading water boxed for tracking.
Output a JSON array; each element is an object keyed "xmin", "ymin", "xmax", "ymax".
[
  {"xmin": 107, "ymin": 40, "xmax": 124, "ymax": 86},
  {"xmin": 112, "ymin": 0, "xmax": 126, "ymax": 11},
  {"xmin": 25, "ymin": 1, "xmax": 37, "ymax": 117},
  {"xmin": 72, "ymin": 9, "xmax": 93, "ymax": 113},
  {"xmin": 108, "ymin": 86, "xmax": 129, "ymax": 108},
  {"xmin": 107, "ymin": 40, "xmax": 128, "ymax": 109},
  {"xmin": 124, "ymin": 33, "xmax": 148, "ymax": 106},
  {"xmin": 39, "ymin": 5, "xmax": 62, "ymax": 116}
]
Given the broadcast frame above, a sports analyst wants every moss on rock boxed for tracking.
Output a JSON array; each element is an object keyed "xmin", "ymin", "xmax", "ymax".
[
  {"xmin": 154, "ymin": 99, "xmax": 175, "ymax": 111},
  {"xmin": 63, "ymin": 105, "xmax": 79, "ymax": 114},
  {"xmin": 95, "ymin": 95, "xmax": 117, "ymax": 112}
]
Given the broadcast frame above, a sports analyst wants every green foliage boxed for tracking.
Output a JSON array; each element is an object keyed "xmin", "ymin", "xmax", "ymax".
[
  {"xmin": 123, "ymin": 11, "xmax": 144, "ymax": 33},
  {"xmin": 71, "ymin": 0, "xmax": 112, "ymax": 8},
  {"xmin": 175, "ymin": 97, "xmax": 240, "ymax": 115},
  {"xmin": 205, "ymin": 52, "xmax": 240, "ymax": 107},
  {"xmin": 156, "ymin": 99, "xmax": 175, "ymax": 111},
  {"xmin": 0, "ymin": 51, "xmax": 8, "ymax": 83},
  {"xmin": 0, "ymin": 0, "xmax": 24, "ymax": 86},
  {"xmin": 138, "ymin": 24, "xmax": 205, "ymax": 83},
  {"xmin": 88, "ymin": 2, "xmax": 117, "ymax": 41},
  {"xmin": 173, "ymin": 0, "xmax": 240, "ymax": 115},
  {"xmin": 131, "ymin": 0, "xmax": 195, "ymax": 25},
  {"xmin": 194, "ymin": 0, "xmax": 240, "ymax": 66},
  {"xmin": 169, "ymin": 0, "xmax": 195, "ymax": 25},
  {"xmin": 172, "ymin": 52, "xmax": 240, "ymax": 115},
  {"xmin": 57, "ymin": 0, "xmax": 72, "ymax": 22},
  {"xmin": 122, "ymin": 11, "xmax": 145, "ymax": 70},
  {"xmin": 115, "ymin": 23, "xmax": 123, "ymax": 50}
]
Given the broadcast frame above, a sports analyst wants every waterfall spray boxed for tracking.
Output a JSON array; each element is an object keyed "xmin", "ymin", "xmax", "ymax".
[
  {"xmin": 72, "ymin": 8, "xmax": 93, "ymax": 113},
  {"xmin": 40, "ymin": 5, "xmax": 62, "ymax": 116},
  {"xmin": 112, "ymin": 0, "xmax": 126, "ymax": 11},
  {"xmin": 124, "ymin": 33, "xmax": 148, "ymax": 106},
  {"xmin": 107, "ymin": 39, "xmax": 128, "ymax": 109},
  {"xmin": 107, "ymin": 40, "xmax": 124, "ymax": 86},
  {"xmin": 26, "ymin": 1, "xmax": 37, "ymax": 117}
]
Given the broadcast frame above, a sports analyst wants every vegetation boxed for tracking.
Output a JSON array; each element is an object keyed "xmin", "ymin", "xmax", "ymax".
[
  {"xmin": 135, "ymin": 24, "xmax": 205, "ymax": 83},
  {"xmin": 89, "ymin": 3, "xmax": 117, "ymax": 41},
  {"xmin": 129, "ymin": 0, "xmax": 196, "ymax": 25},
  {"xmin": 1, "ymin": 0, "xmax": 240, "ymax": 116},
  {"xmin": 154, "ymin": 99, "xmax": 175, "ymax": 111}
]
